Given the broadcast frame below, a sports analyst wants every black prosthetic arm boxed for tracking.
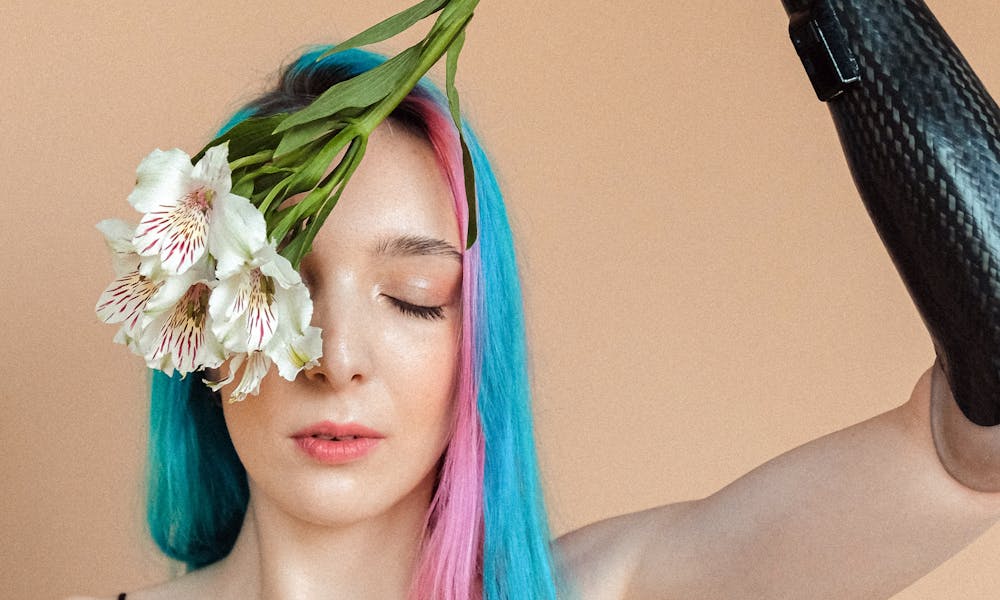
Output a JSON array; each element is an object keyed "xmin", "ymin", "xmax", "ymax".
[{"xmin": 782, "ymin": 0, "xmax": 1000, "ymax": 426}]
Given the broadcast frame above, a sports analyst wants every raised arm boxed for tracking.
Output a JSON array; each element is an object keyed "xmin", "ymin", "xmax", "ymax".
[
  {"xmin": 557, "ymin": 1, "xmax": 1000, "ymax": 598},
  {"xmin": 781, "ymin": 0, "xmax": 1000, "ymax": 490},
  {"xmin": 559, "ymin": 365, "xmax": 1000, "ymax": 599}
]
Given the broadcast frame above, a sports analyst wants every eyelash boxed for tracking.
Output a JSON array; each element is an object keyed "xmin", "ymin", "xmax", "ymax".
[{"xmin": 385, "ymin": 296, "xmax": 446, "ymax": 321}]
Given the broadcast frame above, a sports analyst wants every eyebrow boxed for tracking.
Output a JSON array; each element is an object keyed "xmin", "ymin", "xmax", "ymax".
[{"xmin": 374, "ymin": 234, "xmax": 462, "ymax": 262}]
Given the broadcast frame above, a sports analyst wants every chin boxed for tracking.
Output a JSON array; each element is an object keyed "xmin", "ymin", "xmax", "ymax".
[{"xmin": 250, "ymin": 464, "xmax": 439, "ymax": 528}]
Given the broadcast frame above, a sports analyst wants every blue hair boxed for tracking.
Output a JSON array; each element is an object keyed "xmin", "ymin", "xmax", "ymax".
[
  {"xmin": 466, "ymin": 124, "xmax": 561, "ymax": 599},
  {"xmin": 146, "ymin": 46, "xmax": 562, "ymax": 599}
]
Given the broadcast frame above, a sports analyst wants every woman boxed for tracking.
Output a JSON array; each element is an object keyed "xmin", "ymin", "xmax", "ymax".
[{"xmin": 80, "ymin": 1, "xmax": 1000, "ymax": 599}]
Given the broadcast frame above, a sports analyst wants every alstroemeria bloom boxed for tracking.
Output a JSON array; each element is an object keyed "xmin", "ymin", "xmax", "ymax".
[
  {"xmin": 95, "ymin": 219, "xmax": 166, "ymax": 352},
  {"xmin": 139, "ymin": 262, "xmax": 226, "ymax": 377},
  {"xmin": 208, "ymin": 192, "xmax": 299, "ymax": 352},
  {"xmin": 206, "ymin": 193, "xmax": 323, "ymax": 400},
  {"xmin": 207, "ymin": 302, "xmax": 322, "ymax": 403},
  {"xmin": 129, "ymin": 144, "xmax": 234, "ymax": 275}
]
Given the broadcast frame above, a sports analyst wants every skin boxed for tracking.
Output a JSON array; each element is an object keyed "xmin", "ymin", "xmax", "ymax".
[{"xmin": 72, "ymin": 123, "xmax": 1000, "ymax": 600}]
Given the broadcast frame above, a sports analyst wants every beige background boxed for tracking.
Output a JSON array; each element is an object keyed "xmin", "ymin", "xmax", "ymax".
[{"xmin": 4, "ymin": 1, "xmax": 1000, "ymax": 598}]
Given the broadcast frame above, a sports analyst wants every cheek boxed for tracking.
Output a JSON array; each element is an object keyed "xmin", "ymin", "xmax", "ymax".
[
  {"xmin": 378, "ymin": 316, "xmax": 461, "ymax": 443},
  {"xmin": 220, "ymin": 371, "xmax": 286, "ymax": 469}
]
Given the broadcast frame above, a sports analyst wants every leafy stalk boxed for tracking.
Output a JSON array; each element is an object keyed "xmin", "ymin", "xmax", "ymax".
[{"xmin": 194, "ymin": 0, "xmax": 480, "ymax": 267}]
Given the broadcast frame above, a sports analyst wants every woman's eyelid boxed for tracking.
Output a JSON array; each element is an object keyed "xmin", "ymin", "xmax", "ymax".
[
  {"xmin": 384, "ymin": 295, "xmax": 446, "ymax": 320},
  {"xmin": 386, "ymin": 272, "xmax": 460, "ymax": 304}
]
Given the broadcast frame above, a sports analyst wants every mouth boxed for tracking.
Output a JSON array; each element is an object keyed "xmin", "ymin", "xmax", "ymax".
[
  {"xmin": 291, "ymin": 420, "xmax": 385, "ymax": 441},
  {"xmin": 292, "ymin": 421, "xmax": 384, "ymax": 465},
  {"xmin": 309, "ymin": 434, "xmax": 363, "ymax": 441}
]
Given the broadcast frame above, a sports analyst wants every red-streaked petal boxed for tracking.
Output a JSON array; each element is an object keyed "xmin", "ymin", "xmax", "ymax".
[
  {"xmin": 133, "ymin": 188, "xmax": 211, "ymax": 275},
  {"xmin": 145, "ymin": 282, "xmax": 213, "ymax": 375},
  {"xmin": 245, "ymin": 269, "xmax": 277, "ymax": 352},
  {"xmin": 228, "ymin": 351, "xmax": 272, "ymax": 402},
  {"xmin": 96, "ymin": 270, "xmax": 162, "ymax": 330}
]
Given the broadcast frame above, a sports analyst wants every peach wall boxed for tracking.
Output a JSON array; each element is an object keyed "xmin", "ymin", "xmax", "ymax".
[{"xmin": 3, "ymin": 1, "xmax": 1000, "ymax": 597}]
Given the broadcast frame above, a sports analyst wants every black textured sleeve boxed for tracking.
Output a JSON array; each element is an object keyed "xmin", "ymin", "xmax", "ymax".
[{"xmin": 782, "ymin": 0, "xmax": 1000, "ymax": 426}]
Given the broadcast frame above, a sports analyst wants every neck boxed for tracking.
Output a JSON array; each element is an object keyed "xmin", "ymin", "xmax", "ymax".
[{"xmin": 211, "ymin": 479, "xmax": 433, "ymax": 600}]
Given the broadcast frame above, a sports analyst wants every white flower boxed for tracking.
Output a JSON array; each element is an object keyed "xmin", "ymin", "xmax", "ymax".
[
  {"xmin": 209, "ymin": 247, "xmax": 308, "ymax": 351},
  {"xmin": 207, "ymin": 193, "xmax": 291, "ymax": 354},
  {"xmin": 128, "ymin": 144, "xmax": 235, "ymax": 275},
  {"xmin": 95, "ymin": 219, "xmax": 165, "ymax": 351},
  {"xmin": 101, "ymin": 142, "xmax": 324, "ymax": 398},
  {"xmin": 205, "ymin": 193, "xmax": 323, "ymax": 400},
  {"xmin": 139, "ymin": 263, "xmax": 226, "ymax": 377}
]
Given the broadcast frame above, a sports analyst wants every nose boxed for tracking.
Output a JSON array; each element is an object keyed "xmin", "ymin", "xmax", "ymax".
[{"xmin": 301, "ymin": 277, "xmax": 372, "ymax": 390}]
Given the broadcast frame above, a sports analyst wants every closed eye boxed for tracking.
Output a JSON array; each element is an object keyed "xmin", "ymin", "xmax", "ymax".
[{"xmin": 384, "ymin": 295, "xmax": 446, "ymax": 321}]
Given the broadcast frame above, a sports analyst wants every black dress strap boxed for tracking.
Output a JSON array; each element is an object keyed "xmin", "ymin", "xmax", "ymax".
[{"xmin": 117, "ymin": 594, "xmax": 126, "ymax": 600}]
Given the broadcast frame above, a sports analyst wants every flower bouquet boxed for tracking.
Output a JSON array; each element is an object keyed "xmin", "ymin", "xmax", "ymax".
[{"xmin": 96, "ymin": 0, "xmax": 478, "ymax": 401}]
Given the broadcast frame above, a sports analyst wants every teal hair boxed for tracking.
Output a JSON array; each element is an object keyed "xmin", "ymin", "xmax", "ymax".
[
  {"xmin": 146, "ymin": 47, "xmax": 562, "ymax": 599},
  {"xmin": 147, "ymin": 371, "xmax": 247, "ymax": 569}
]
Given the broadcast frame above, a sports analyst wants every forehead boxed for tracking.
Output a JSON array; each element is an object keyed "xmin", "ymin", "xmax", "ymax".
[{"xmin": 309, "ymin": 121, "xmax": 461, "ymax": 255}]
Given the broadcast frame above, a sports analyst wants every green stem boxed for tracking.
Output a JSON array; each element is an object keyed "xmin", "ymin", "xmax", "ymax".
[
  {"xmin": 228, "ymin": 149, "xmax": 274, "ymax": 171},
  {"xmin": 357, "ymin": 0, "xmax": 478, "ymax": 135}
]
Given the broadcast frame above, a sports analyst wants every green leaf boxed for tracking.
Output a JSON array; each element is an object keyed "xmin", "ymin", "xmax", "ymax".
[
  {"xmin": 269, "ymin": 184, "xmax": 329, "ymax": 246},
  {"xmin": 194, "ymin": 113, "xmax": 287, "ymax": 163},
  {"xmin": 279, "ymin": 139, "xmax": 367, "ymax": 267},
  {"xmin": 445, "ymin": 28, "xmax": 466, "ymax": 128},
  {"xmin": 232, "ymin": 175, "xmax": 255, "ymax": 198},
  {"xmin": 228, "ymin": 149, "xmax": 274, "ymax": 171},
  {"xmin": 316, "ymin": 0, "xmax": 449, "ymax": 59},
  {"xmin": 274, "ymin": 119, "xmax": 339, "ymax": 159},
  {"xmin": 274, "ymin": 45, "xmax": 422, "ymax": 133},
  {"xmin": 460, "ymin": 134, "xmax": 477, "ymax": 248},
  {"xmin": 439, "ymin": 0, "xmax": 472, "ymax": 26},
  {"xmin": 443, "ymin": 23, "xmax": 478, "ymax": 248},
  {"xmin": 256, "ymin": 174, "xmax": 295, "ymax": 217},
  {"xmin": 283, "ymin": 128, "xmax": 356, "ymax": 196}
]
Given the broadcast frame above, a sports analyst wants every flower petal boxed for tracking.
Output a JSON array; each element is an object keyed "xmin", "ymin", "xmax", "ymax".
[
  {"xmin": 209, "ymin": 193, "xmax": 268, "ymax": 279},
  {"xmin": 204, "ymin": 352, "xmax": 244, "ymax": 391},
  {"xmin": 96, "ymin": 219, "xmax": 136, "ymax": 253},
  {"xmin": 261, "ymin": 279, "xmax": 320, "ymax": 381},
  {"xmin": 269, "ymin": 325, "xmax": 322, "ymax": 381},
  {"xmin": 227, "ymin": 351, "xmax": 272, "ymax": 402},
  {"xmin": 245, "ymin": 270, "xmax": 278, "ymax": 352},
  {"xmin": 258, "ymin": 247, "xmax": 301, "ymax": 288},
  {"xmin": 97, "ymin": 219, "xmax": 142, "ymax": 276},
  {"xmin": 143, "ymin": 268, "xmax": 202, "ymax": 317},
  {"xmin": 209, "ymin": 269, "xmax": 252, "ymax": 353},
  {"xmin": 127, "ymin": 148, "xmax": 193, "ymax": 214},
  {"xmin": 96, "ymin": 270, "xmax": 162, "ymax": 330},
  {"xmin": 273, "ymin": 281, "xmax": 314, "ymax": 333},
  {"xmin": 190, "ymin": 143, "xmax": 233, "ymax": 198},
  {"xmin": 133, "ymin": 189, "xmax": 211, "ymax": 275},
  {"xmin": 142, "ymin": 282, "xmax": 224, "ymax": 375},
  {"xmin": 112, "ymin": 323, "xmax": 144, "ymax": 354}
]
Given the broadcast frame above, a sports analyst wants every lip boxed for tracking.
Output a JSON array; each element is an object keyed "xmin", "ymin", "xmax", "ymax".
[{"xmin": 291, "ymin": 421, "xmax": 384, "ymax": 465}]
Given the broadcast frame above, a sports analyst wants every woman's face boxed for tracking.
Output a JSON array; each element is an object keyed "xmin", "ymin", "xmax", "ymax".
[{"xmin": 221, "ymin": 121, "xmax": 463, "ymax": 526}]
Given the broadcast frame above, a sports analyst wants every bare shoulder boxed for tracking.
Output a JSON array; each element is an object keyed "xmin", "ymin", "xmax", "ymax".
[
  {"xmin": 79, "ymin": 563, "xmax": 225, "ymax": 600},
  {"xmin": 554, "ymin": 499, "xmax": 702, "ymax": 600}
]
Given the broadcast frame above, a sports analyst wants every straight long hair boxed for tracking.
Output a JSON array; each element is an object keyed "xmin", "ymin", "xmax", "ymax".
[{"xmin": 146, "ymin": 47, "xmax": 561, "ymax": 600}]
